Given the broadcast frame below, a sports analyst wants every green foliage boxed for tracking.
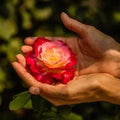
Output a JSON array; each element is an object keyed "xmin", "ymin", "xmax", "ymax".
[
  {"xmin": 9, "ymin": 91, "xmax": 83, "ymax": 120},
  {"xmin": 0, "ymin": 18, "xmax": 17, "ymax": 40},
  {"xmin": 31, "ymin": 95, "xmax": 48, "ymax": 113},
  {"xmin": 0, "ymin": 0, "xmax": 120, "ymax": 120},
  {"xmin": 9, "ymin": 91, "xmax": 31, "ymax": 110},
  {"xmin": 68, "ymin": 113, "xmax": 83, "ymax": 120}
]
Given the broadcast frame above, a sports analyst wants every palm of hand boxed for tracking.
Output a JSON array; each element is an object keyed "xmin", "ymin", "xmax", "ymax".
[
  {"xmin": 59, "ymin": 12, "xmax": 120, "ymax": 77},
  {"xmin": 63, "ymin": 30, "xmax": 120, "ymax": 77}
]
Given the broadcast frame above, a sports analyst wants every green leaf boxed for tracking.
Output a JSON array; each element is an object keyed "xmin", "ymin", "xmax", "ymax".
[
  {"xmin": 9, "ymin": 91, "xmax": 31, "ymax": 110},
  {"xmin": 6, "ymin": 37, "xmax": 22, "ymax": 61},
  {"xmin": 32, "ymin": 7, "xmax": 52, "ymax": 20},
  {"xmin": 31, "ymin": 95, "xmax": 48, "ymax": 113},
  {"xmin": 57, "ymin": 105, "xmax": 72, "ymax": 119},
  {"xmin": 113, "ymin": 11, "xmax": 120, "ymax": 22},
  {"xmin": 23, "ymin": 99, "xmax": 32, "ymax": 109},
  {"xmin": 0, "ymin": 67, "xmax": 6, "ymax": 83},
  {"xmin": 68, "ymin": 113, "xmax": 83, "ymax": 120},
  {"xmin": 0, "ymin": 17, "xmax": 17, "ymax": 40}
]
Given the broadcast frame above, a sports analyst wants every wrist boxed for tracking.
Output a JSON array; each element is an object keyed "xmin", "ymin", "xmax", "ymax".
[{"xmin": 101, "ymin": 50, "xmax": 120, "ymax": 77}]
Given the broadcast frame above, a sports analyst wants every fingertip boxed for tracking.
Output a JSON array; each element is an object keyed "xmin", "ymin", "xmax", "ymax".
[
  {"xmin": 24, "ymin": 37, "xmax": 37, "ymax": 45},
  {"xmin": 60, "ymin": 12, "xmax": 66, "ymax": 17},
  {"xmin": 14, "ymin": 54, "xmax": 26, "ymax": 67},
  {"xmin": 11, "ymin": 61, "xmax": 40, "ymax": 87},
  {"xmin": 15, "ymin": 53, "xmax": 24, "ymax": 58},
  {"xmin": 61, "ymin": 12, "xmax": 86, "ymax": 36},
  {"xmin": 20, "ymin": 46, "xmax": 25, "ymax": 52},
  {"xmin": 29, "ymin": 86, "xmax": 40, "ymax": 95},
  {"xmin": 11, "ymin": 61, "xmax": 20, "ymax": 70},
  {"xmin": 24, "ymin": 37, "xmax": 31, "ymax": 44},
  {"xmin": 21, "ymin": 45, "xmax": 33, "ymax": 53},
  {"xmin": 11, "ymin": 61, "xmax": 18, "ymax": 67},
  {"xmin": 60, "ymin": 12, "xmax": 69, "ymax": 20}
]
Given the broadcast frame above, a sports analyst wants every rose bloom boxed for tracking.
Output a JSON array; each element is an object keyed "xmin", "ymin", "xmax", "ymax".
[{"xmin": 26, "ymin": 37, "xmax": 76, "ymax": 84}]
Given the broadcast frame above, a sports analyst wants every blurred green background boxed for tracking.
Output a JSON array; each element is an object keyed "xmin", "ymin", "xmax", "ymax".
[{"xmin": 0, "ymin": 0, "xmax": 120, "ymax": 120}]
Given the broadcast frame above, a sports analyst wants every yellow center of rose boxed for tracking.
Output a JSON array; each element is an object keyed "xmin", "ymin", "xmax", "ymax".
[
  {"xmin": 38, "ymin": 43, "xmax": 69, "ymax": 68},
  {"xmin": 40, "ymin": 45, "xmax": 67, "ymax": 68}
]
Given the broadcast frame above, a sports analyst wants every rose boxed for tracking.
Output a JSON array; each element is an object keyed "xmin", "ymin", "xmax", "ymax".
[{"xmin": 26, "ymin": 37, "xmax": 76, "ymax": 84}]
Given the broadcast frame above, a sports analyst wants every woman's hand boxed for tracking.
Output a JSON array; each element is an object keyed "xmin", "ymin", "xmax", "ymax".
[
  {"xmin": 12, "ymin": 58, "xmax": 120, "ymax": 106},
  {"xmin": 21, "ymin": 12, "xmax": 120, "ymax": 77}
]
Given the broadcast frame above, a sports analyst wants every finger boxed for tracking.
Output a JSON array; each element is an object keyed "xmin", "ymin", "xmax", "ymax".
[
  {"xmin": 29, "ymin": 86, "xmax": 65, "ymax": 106},
  {"xmin": 12, "ymin": 61, "xmax": 66, "ymax": 95},
  {"xmin": 29, "ymin": 86, "xmax": 70, "ymax": 106},
  {"xmin": 40, "ymin": 84, "xmax": 66, "ymax": 98},
  {"xmin": 21, "ymin": 45, "xmax": 33, "ymax": 53},
  {"xmin": 44, "ymin": 36, "xmax": 66, "ymax": 42},
  {"xmin": 29, "ymin": 86, "xmax": 81, "ymax": 106},
  {"xmin": 12, "ymin": 62, "xmax": 41, "ymax": 87},
  {"xmin": 29, "ymin": 86, "xmax": 40, "ymax": 95},
  {"xmin": 61, "ymin": 12, "xmax": 88, "ymax": 37},
  {"xmin": 44, "ymin": 36, "xmax": 78, "ymax": 48},
  {"xmin": 29, "ymin": 83, "xmax": 67, "ymax": 99},
  {"xmin": 24, "ymin": 37, "xmax": 37, "ymax": 45},
  {"xmin": 16, "ymin": 54, "xmax": 26, "ymax": 67}
]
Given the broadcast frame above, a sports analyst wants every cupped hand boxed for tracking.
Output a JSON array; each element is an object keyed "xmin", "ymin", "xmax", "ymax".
[
  {"xmin": 12, "ymin": 12, "xmax": 120, "ymax": 106},
  {"xmin": 12, "ymin": 57, "xmax": 120, "ymax": 106},
  {"xmin": 21, "ymin": 12, "xmax": 120, "ymax": 77}
]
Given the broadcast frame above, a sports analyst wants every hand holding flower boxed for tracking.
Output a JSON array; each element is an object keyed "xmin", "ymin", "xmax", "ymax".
[{"xmin": 12, "ymin": 12, "xmax": 120, "ymax": 106}]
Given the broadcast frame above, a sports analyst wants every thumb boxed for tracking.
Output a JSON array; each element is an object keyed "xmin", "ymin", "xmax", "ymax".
[
  {"xmin": 61, "ymin": 12, "xmax": 87, "ymax": 37},
  {"xmin": 29, "ymin": 86, "xmax": 40, "ymax": 95}
]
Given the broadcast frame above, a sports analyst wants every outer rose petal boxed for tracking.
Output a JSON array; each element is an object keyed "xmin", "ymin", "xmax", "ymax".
[
  {"xmin": 26, "ymin": 52, "xmax": 40, "ymax": 73},
  {"xmin": 33, "ymin": 37, "xmax": 49, "ymax": 57},
  {"xmin": 26, "ymin": 37, "xmax": 76, "ymax": 84},
  {"xmin": 62, "ymin": 70, "xmax": 75, "ymax": 84}
]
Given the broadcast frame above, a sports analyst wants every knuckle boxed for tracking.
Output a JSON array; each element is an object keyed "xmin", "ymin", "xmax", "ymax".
[
  {"xmin": 86, "ymin": 25, "xmax": 95, "ymax": 32},
  {"xmin": 69, "ymin": 22, "xmax": 74, "ymax": 30}
]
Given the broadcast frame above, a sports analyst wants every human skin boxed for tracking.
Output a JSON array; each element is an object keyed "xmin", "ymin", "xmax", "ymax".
[{"xmin": 12, "ymin": 12, "xmax": 120, "ymax": 106}]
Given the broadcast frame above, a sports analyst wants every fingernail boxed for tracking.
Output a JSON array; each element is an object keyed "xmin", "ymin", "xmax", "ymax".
[{"xmin": 29, "ymin": 86, "xmax": 40, "ymax": 95}]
